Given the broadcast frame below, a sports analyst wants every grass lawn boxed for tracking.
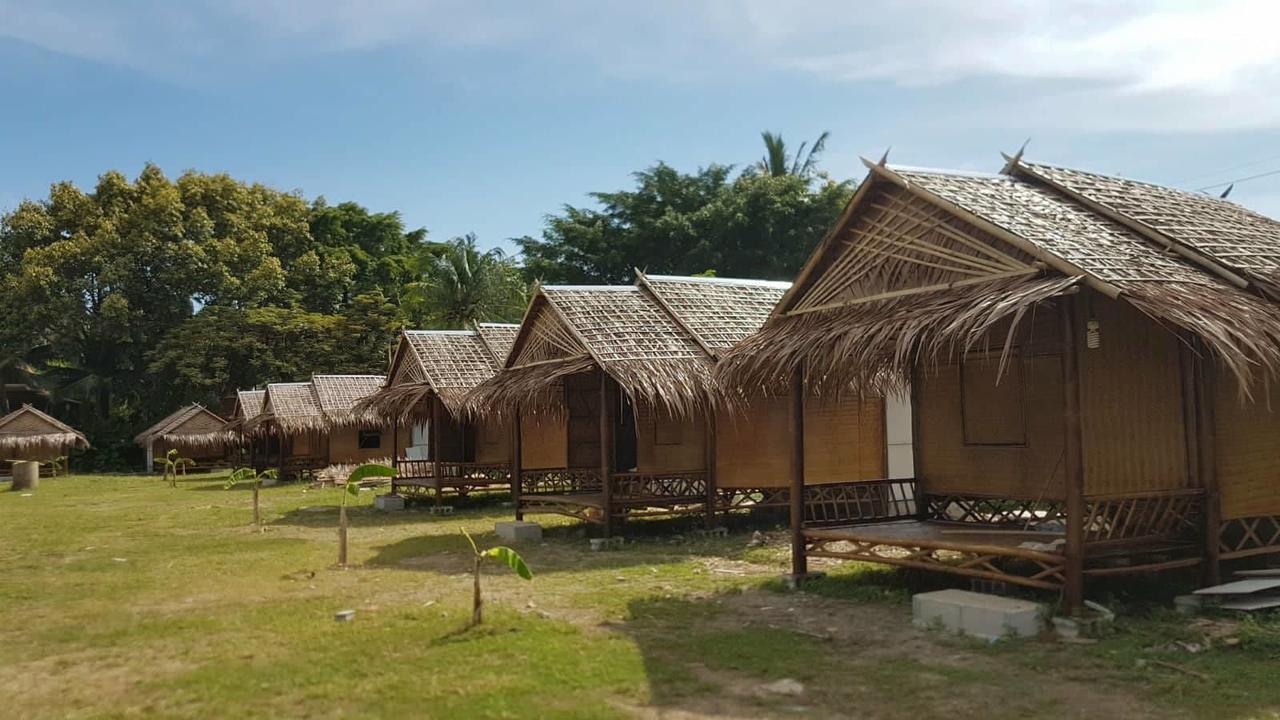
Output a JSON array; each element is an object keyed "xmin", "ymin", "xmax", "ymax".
[{"xmin": 1, "ymin": 473, "xmax": 1278, "ymax": 719}]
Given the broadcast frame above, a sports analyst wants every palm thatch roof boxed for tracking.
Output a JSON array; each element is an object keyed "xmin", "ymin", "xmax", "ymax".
[
  {"xmin": 133, "ymin": 403, "xmax": 227, "ymax": 448},
  {"xmin": 311, "ymin": 374, "xmax": 386, "ymax": 428},
  {"xmin": 476, "ymin": 322, "xmax": 519, "ymax": 364},
  {"xmin": 0, "ymin": 404, "xmax": 89, "ymax": 456},
  {"xmin": 1014, "ymin": 161, "xmax": 1280, "ymax": 298},
  {"xmin": 718, "ymin": 156, "xmax": 1280, "ymax": 397},
  {"xmin": 356, "ymin": 325, "xmax": 518, "ymax": 421},
  {"xmin": 248, "ymin": 382, "xmax": 323, "ymax": 436},
  {"xmin": 638, "ymin": 273, "xmax": 791, "ymax": 356},
  {"xmin": 471, "ymin": 275, "xmax": 786, "ymax": 417}
]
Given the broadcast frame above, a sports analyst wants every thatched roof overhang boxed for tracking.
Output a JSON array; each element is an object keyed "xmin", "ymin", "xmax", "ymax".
[
  {"xmin": 0, "ymin": 404, "xmax": 90, "ymax": 456},
  {"xmin": 719, "ymin": 159, "xmax": 1280, "ymax": 396},
  {"xmin": 469, "ymin": 286, "xmax": 716, "ymax": 418}
]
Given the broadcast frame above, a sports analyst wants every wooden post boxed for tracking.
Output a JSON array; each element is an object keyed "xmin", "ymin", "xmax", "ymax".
[
  {"xmin": 512, "ymin": 405, "xmax": 524, "ymax": 521},
  {"xmin": 391, "ymin": 415, "xmax": 400, "ymax": 495},
  {"xmin": 431, "ymin": 395, "xmax": 442, "ymax": 507},
  {"xmin": 1060, "ymin": 295, "xmax": 1086, "ymax": 614},
  {"xmin": 600, "ymin": 371, "xmax": 614, "ymax": 537},
  {"xmin": 909, "ymin": 366, "xmax": 925, "ymax": 520},
  {"xmin": 1196, "ymin": 351, "xmax": 1222, "ymax": 586},
  {"xmin": 789, "ymin": 368, "xmax": 807, "ymax": 580},
  {"xmin": 704, "ymin": 407, "xmax": 717, "ymax": 529}
]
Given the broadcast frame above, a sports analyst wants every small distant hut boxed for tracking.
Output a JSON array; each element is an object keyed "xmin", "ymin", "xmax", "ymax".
[
  {"xmin": 133, "ymin": 404, "xmax": 228, "ymax": 472},
  {"xmin": 0, "ymin": 404, "xmax": 89, "ymax": 467},
  {"xmin": 356, "ymin": 323, "xmax": 517, "ymax": 504},
  {"xmin": 470, "ymin": 274, "xmax": 893, "ymax": 535},
  {"xmin": 719, "ymin": 155, "xmax": 1280, "ymax": 610},
  {"xmin": 246, "ymin": 376, "xmax": 399, "ymax": 479}
]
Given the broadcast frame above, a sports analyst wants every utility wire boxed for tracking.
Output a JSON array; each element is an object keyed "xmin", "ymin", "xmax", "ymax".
[
  {"xmin": 1195, "ymin": 168, "xmax": 1280, "ymax": 192},
  {"xmin": 1178, "ymin": 150, "xmax": 1280, "ymax": 185}
]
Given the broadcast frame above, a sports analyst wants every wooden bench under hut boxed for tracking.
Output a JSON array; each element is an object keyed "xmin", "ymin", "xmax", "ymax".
[
  {"xmin": 133, "ymin": 403, "xmax": 229, "ymax": 472},
  {"xmin": 0, "ymin": 404, "xmax": 89, "ymax": 472},
  {"xmin": 470, "ymin": 273, "xmax": 895, "ymax": 535},
  {"xmin": 718, "ymin": 155, "xmax": 1280, "ymax": 611},
  {"xmin": 356, "ymin": 323, "xmax": 518, "ymax": 506}
]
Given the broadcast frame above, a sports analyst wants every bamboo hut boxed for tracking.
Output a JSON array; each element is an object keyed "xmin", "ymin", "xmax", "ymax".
[
  {"xmin": 469, "ymin": 274, "xmax": 891, "ymax": 535},
  {"xmin": 718, "ymin": 154, "xmax": 1280, "ymax": 610},
  {"xmin": 247, "ymin": 376, "xmax": 399, "ymax": 479},
  {"xmin": 133, "ymin": 404, "xmax": 228, "ymax": 472},
  {"xmin": 0, "ymin": 404, "xmax": 89, "ymax": 465},
  {"xmin": 355, "ymin": 323, "xmax": 517, "ymax": 505}
]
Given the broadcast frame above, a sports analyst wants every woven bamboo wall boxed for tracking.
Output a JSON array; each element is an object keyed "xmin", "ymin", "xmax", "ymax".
[
  {"xmin": 474, "ymin": 417, "xmax": 510, "ymax": 463},
  {"xmin": 565, "ymin": 374, "xmax": 601, "ymax": 468},
  {"xmin": 328, "ymin": 427, "xmax": 397, "ymax": 464},
  {"xmin": 1079, "ymin": 296, "xmax": 1189, "ymax": 494},
  {"xmin": 1214, "ymin": 377, "xmax": 1280, "ymax": 519},
  {"xmin": 804, "ymin": 394, "xmax": 887, "ymax": 484},
  {"xmin": 716, "ymin": 393, "xmax": 791, "ymax": 488},
  {"xmin": 521, "ymin": 415, "xmax": 567, "ymax": 469},
  {"xmin": 634, "ymin": 400, "xmax": 706, "ymax": 473},
  {"xmin": 918, "ymin": 310, "xmax": 1066, "ymax": 498}
]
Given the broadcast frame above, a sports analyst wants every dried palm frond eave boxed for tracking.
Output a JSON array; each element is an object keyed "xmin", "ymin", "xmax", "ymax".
[
  {"xmin": 467, "ymin": 353, "xmax": 717, "ymax": 420},
  {"xmin": 718, "ymin": 274, "xmax": 1084, "ymax": 397},
  {"xmin": 0, "ymin": 432, "xmax": 89, "ymax": 456},
  {"xmin": 352, "ymin": 382, "xmax": 471, "ymax": 423}
]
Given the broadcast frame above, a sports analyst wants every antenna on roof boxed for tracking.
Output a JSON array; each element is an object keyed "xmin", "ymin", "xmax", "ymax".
[
  {"xmin": 878, "ymin": 147, "xmax": 892, "ymax": 167},
  {"xmin": 1000, "ymin": 138, "xmax": 1031, "ymax": 174},
  {"xmin": 1220, "ymin": 183, "xmax": 1234, "ymax": 199}
]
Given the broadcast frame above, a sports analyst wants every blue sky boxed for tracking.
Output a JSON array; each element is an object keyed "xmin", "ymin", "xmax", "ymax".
[{"xmin": 4, "ymin": 1, "xmax": 1280, "ymax": 253}]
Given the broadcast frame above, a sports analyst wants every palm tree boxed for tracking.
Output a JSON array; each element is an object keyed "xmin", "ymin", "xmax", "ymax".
[
  {"xmin": 403, "ymin": 234, "xmax": 528, "ymax": 329},
  {"xmin": 758, "ymin": 130, "xmax": 831, "ymax": 178}
]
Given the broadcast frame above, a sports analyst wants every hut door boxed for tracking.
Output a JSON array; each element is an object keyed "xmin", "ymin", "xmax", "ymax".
[
  {"xmin": 614, "ymin": 393, "xmax": 637, "ymax": 472},
  {"xmin": 566, "ymin": 374, "xmax": 601, "ymax": 468}
]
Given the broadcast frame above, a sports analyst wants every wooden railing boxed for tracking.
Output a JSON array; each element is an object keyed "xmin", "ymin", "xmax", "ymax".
[
  {"xmin": 924, "ymin": 493, "xmax": 1066, "ymax": 528},
  {"xmin": 1082, "ymin": 489, "xmax": 1203, "ymax": 547},
  {"xmin": 803, "ymin": 479, "xmax": 919, "ymax": 526},
  {"xmin": 394, "ymin": 459, "xmax": 435, "ymax": 479},
  {"xmin": 609, "ymin": 471, "xmax": 708, "ymax": 504},
  {"xmin": 394, "ymin": 459, "xmax": 511, "ymax": 483},
  {"xmin": 520, "ymin": 468, "xmax": 603, "ymax": 496}
]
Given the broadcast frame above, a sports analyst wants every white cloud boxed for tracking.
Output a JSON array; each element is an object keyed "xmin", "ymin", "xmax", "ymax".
[{"xmin": 4, "ymin": 0, "xmax": 1280, "ymax": 130}]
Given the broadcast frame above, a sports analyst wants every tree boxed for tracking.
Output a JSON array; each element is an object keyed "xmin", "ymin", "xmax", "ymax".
[
  {"xmin": 757, "ymin": 130, "xmax": 830, "ymax": 178},
  {"xmin": 517, "ymin": 160, "xmax": 853, "ymax": 284},
  {"xmin": 402, "ymin": 234, "xmax": 527, "ymax": 328},
  {"xmin": 338, "ymin": 463, "xmax": 397, "ymax": 567},
  {"xmin": 224, "ymin": 467, "xmax": 279, "ymax": 527},
  {"xmin": 461, "ymin": 528, "xmax": 532, "ymax": 626}
]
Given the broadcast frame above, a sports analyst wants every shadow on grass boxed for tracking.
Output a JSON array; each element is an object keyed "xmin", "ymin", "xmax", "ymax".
[{"xmin": 363, "ymin": 511, "xmax": 793, "ymax": 576}]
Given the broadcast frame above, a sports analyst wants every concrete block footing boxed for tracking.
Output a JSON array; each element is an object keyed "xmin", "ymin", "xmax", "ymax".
[
  {"xmin": 495, "ymin": 521, "xmax": 542, "ymax": 542},
  {"xmin": 912, "ymin": 589, "xmax": 1044, "ymax": 641}
]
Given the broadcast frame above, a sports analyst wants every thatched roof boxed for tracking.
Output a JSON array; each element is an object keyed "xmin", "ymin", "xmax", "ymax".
[
  {"xmin": 0, "ymin": 404, "xmax": 89, "ymax": 456},
  {"xmin": 133, "ymin": 404, "xmax": 226, "ymax": 445},
  {"xmin": 236, "ymin": 390, "xmax": 265, "ymax": 421},
  {"xmin": 471, "ymin": 275, "xmax": 784, "ymax": 417},
  {"xmin": 356, "ymin": 325, "xmax": 517, "ymax": 421},
  {"xmin": 249, "ymin": 382, "xmax": 323, "ymax": 436},
  {"xmin": 476, "ymin": 322, "xmax": 519, "ymax": 364},
  {"xmin": 1014, "ymin": 161, "xmax": 1280, "ymax": 298},
  {"xmin": 639, "ymin": 273, "xmax": 791, "ymax": 356},
  {"xmin": 311, "ymin": 374, "xmax": 385, "ymax": 428},
  {"xmin": 719, "ymin": 157, "xmax": 1280, "ymax": 396}
]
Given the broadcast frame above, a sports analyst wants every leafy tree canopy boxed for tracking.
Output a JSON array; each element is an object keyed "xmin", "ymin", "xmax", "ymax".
[{"xmin": 516, "ymin": 137, "xmax": 852, "ymax": 284}]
